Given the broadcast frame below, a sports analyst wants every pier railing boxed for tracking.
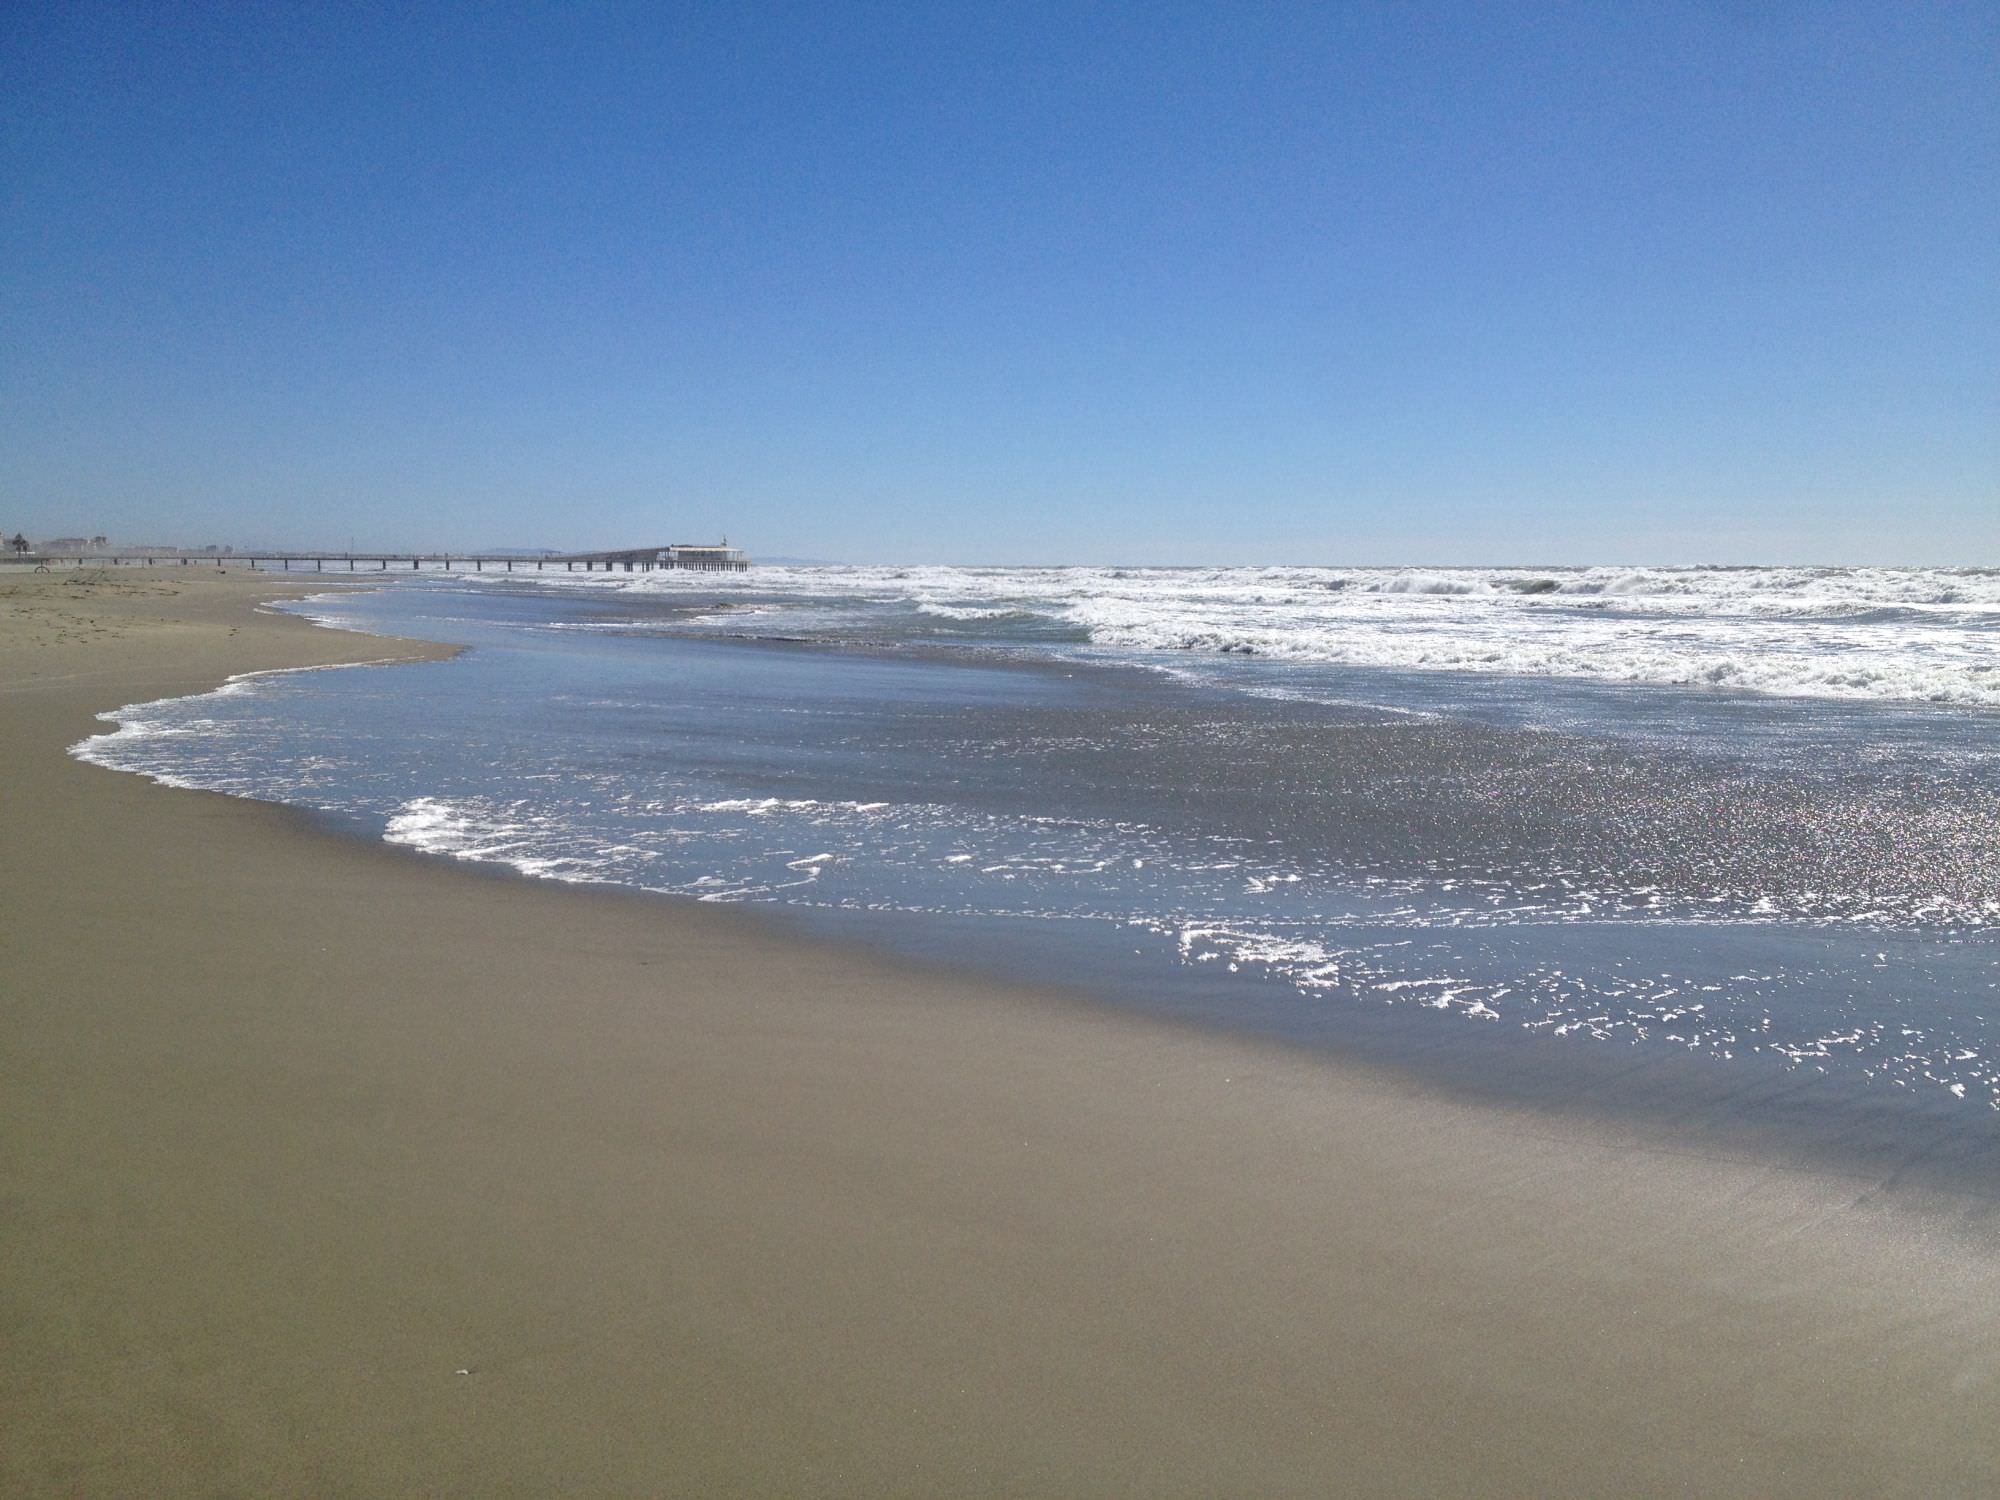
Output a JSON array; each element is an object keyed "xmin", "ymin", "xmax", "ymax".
[{"xmin": 3, "ymin": 546, "xmax": 750, "ymax": 573}]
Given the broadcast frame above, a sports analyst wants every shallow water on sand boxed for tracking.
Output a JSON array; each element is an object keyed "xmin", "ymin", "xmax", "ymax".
[{"xmin": 77, "ymin": 574, "xmax": 2000, "ymax": 1193}]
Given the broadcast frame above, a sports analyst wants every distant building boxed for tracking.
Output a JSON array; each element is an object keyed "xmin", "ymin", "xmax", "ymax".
[{"xmin": 664, "ymin": 543, "xmax": 750, "ymax": 571}]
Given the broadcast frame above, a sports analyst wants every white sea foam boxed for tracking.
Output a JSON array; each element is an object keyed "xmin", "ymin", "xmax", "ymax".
[
  {"xmin": 686, "ymin": 796, "xmax": 894, "ymax": 816},
  {"xmin": 69, "ymin": 657, "xmax": 423, "ymax": 786},
  {"xmin": 517, "ymin": 563, "xmax": 2000, "ymax": 708},
  {"xmin": 914, "ymin": 598, "xmax": 1036, "ymax": 620}
]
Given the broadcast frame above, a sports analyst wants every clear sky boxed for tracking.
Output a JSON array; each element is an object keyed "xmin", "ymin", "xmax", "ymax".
[{"xmin": 2, "ymin": 2, "xmax": 1994, "ymax": 564}]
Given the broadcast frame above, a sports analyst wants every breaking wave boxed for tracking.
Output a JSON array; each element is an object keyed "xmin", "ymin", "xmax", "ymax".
[{"xmin": 517, "ymin": 563, "xmax": 2000, "ymax": 708}]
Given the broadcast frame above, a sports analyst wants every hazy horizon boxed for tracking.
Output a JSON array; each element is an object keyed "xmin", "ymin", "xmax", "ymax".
[{"xmin": 12, "ymin": 540, "xmax": 2000, "ymax": 572}]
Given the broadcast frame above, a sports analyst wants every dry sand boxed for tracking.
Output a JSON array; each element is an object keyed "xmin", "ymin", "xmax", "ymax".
[{"xmin": 3, "ymin": 566, "xmax": 1997, "ymax": 1497}]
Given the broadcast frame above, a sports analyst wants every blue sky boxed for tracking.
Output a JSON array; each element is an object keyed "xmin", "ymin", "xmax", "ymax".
[{"xmin": 3, "ymin": 1, "xmax": 1994, "ymax": 564}]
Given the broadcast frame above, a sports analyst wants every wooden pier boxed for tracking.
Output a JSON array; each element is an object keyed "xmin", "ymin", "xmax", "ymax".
[{"xmin": 8, "ymin": 544, "xmax": 750, "ymax": 573}]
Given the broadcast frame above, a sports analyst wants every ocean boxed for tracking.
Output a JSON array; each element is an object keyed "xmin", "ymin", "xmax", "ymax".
[{"xmin": 78, "ymin": 564, "xmax": 2000, "ymax": 1190}]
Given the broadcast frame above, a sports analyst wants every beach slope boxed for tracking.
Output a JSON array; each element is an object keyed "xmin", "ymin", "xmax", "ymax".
[{"xmin": 2, "ymin": 568, "xmax": 1996, "ymax": 1497}]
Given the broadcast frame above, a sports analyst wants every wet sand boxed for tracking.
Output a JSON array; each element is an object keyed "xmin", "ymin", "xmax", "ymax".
[{"xmin": 3, "ymin": 566, "xmax": 1997, "ymax": 1497}]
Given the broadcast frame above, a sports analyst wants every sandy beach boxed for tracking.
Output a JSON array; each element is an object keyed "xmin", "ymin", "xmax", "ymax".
[{"xmin": 3, "ymin": 567, "xmax": 1997, "ymax": 1497}]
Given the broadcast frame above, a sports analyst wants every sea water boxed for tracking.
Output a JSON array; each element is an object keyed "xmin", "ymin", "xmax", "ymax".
[{"xmin": 77, "ymin": 565, "xmax": 2000, "ymax": 1189}]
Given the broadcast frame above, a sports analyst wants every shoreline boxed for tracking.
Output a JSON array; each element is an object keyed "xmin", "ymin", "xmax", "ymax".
[
  {"xmin": 129, "ymin": 575, "xmax": 2000, "ymax": 1209},
  {"xmin": 5, "ymin": 568, "xmax": 1999, "ymax": 1494}
]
